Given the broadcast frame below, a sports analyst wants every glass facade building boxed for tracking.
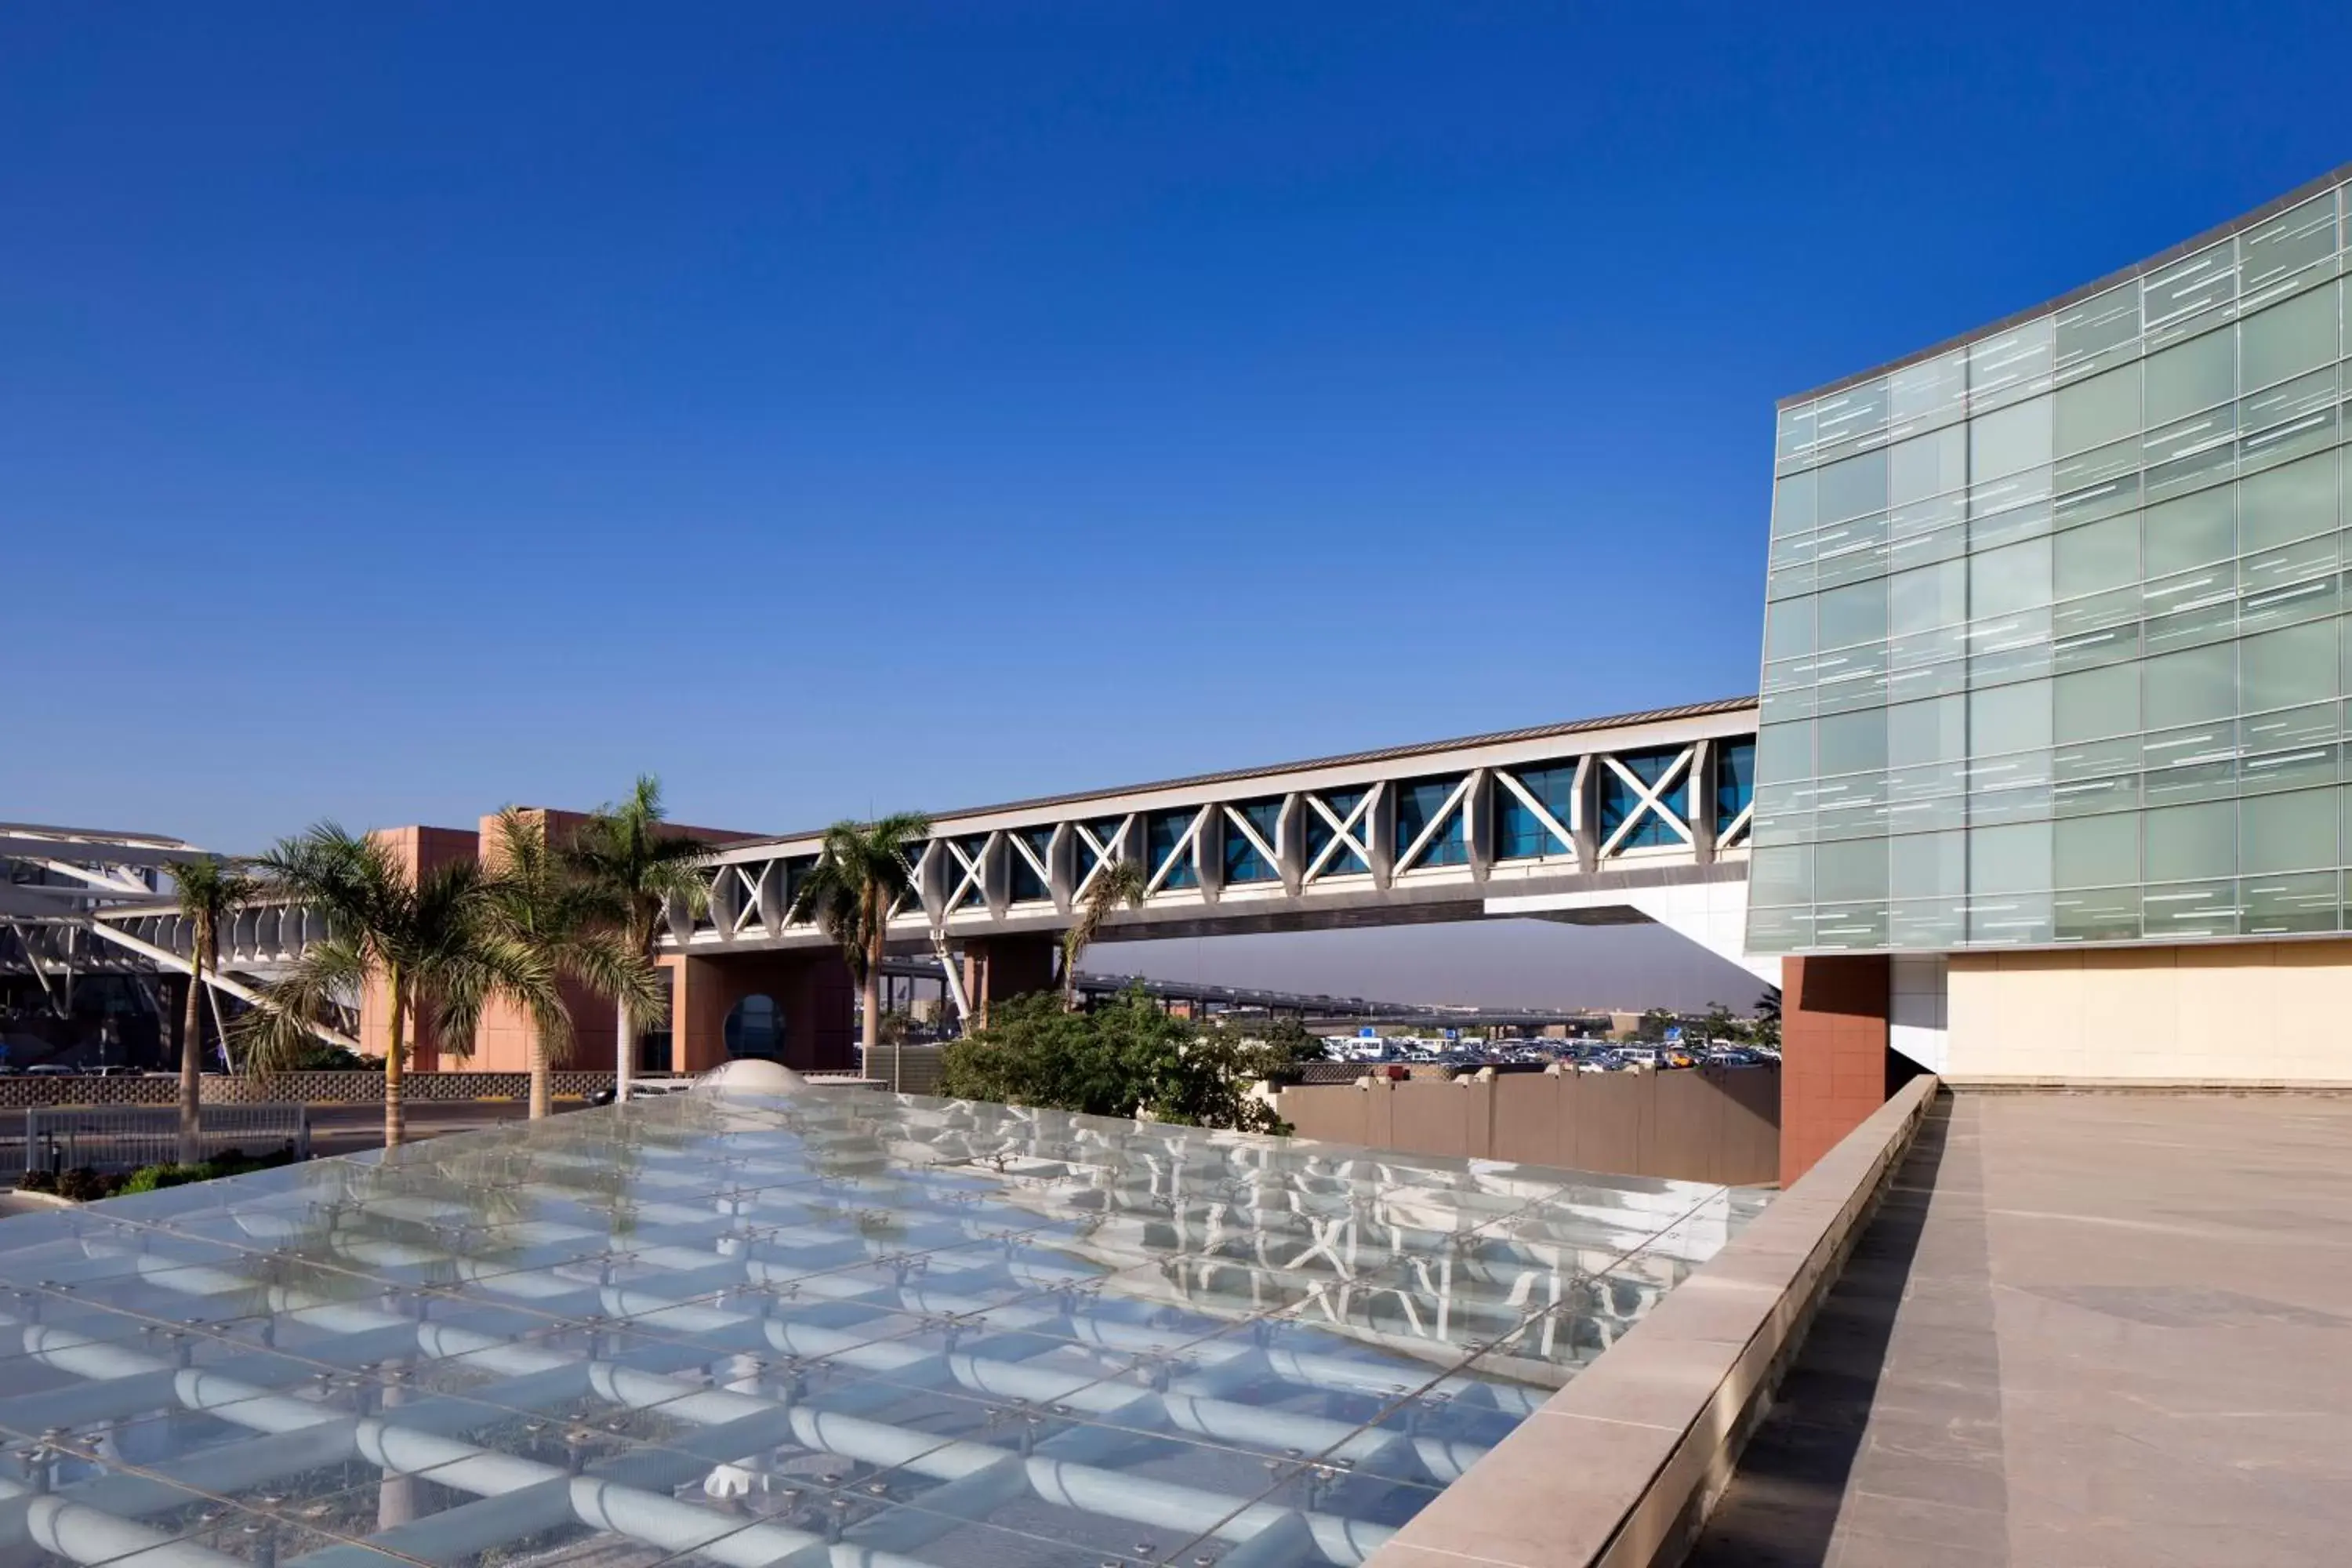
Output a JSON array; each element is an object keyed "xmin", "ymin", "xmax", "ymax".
[{"xmin": 1751, "ymin": 168, "xmax": 2352, "ymax": 955}]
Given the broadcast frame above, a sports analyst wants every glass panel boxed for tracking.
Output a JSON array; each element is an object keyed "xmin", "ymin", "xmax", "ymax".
[
  {"xmin": 1777, "ymin": 401, "xmax": 1817, "ymax": 468},
  {"xmin": 1970, "ymin": 394, "xmax": 2055, "ymax": 483},
  {"xmin": 2240, "ymin": 192, "xmax": 2337, "ymax": 296},
  {"xmin": 2241, "ymin": 619, "xmax": 2337, "ymax": 713},
  {"xmin": 2143, "ymin": 238, "xmax": 2238, "ymax": 336},
  {"xmin": 2143, "ymin": 325, "xmax": 2237, "ymax": 426},
  {"xmin": 1716, "ymin": 741, "xmax": 1757, "ymax": 829},
  {"xmin": 1970, "ymin": 535, "xmax": 2053, "ymax": 618},
  {"xmin": 2054, "ymin": 662, "xmax": 2141, "ymax": 742},
  {"xmin": 2144, "ymin": 641, "xmax": 2238, "ymax": 728},
  {"xmin": 1817, "ymin": 448, "xmax": 1890, "ymax": 523},
  {"xmin": 1222, "ymin": 798, "xmax": 1284, "ymax": 884},
  {"xmin": 1598, "ymin": 748, "xmax": 1690, "ymax": 851},
  {"xmin": 1891, "ymin": 423, "xmax": 1968, "ymax": 504},
  {"xmin": 1967, "ymin": 319, "xmax": 2054, "ymax": 408},
  {"xmin": 1889, "ymin": 350, "xmax": 1968, "ymax": 435},
  {"xmin": 1764, "ymin": 594, "xmax": 1816, "ymax": 661},
  {"xmin": 1772, "ymin": 470, "xmax": 1817, "ymax": 539},
  {"xmin": 1969, "ymin": 821, "xmax": 2053, "ymax": 895},
  {"xmin": 1814, "ymin": 379, "xmax": 1892, "ymax": 457},
  {"xmin": 1145, "ymin": 808, "xmax": 1200, "ymax": 888},
  {"xmin": 1497, "ymin": 764, "xmax": 1577, "ymax": 859},
  {"xmin": 2143, "ymin": 486, "xmax": 2235, "ymax": 577},
  {"xmin": 1751, "ymin": 843, "xmax": 1811, "ymax": 906},
  {"xmin": 1010, "ymin": 826, "xmax": 1054, "ymax": 902},
  {"xmin": 2055, "ymin": 279, "xmax": 2140, "ymax": 368},
  {"xmin": 2237, "ymin": 448, "xmax": 2337, "ymax": 554},
  {"xmin": 1970, "ymin": 678, "xmax": 2053, "ymax": 756},
  {"xmin": 2241, "ymin": 786, "xmax": 2337, "ymax": 874},
  {"xmin": 2239, "ymin": 282, "xmax": 2337, "ymax": 392},
  {"xmin": 1890, "ymin": 558, "xmax": 1966, "ymax": 635},
  {"xmin": 2145, "ymin": 800, "xmax": 2237, "ymax": 881},
  {"xmin": 2055, "ymin": 512, "xmax": 2140, "ymax": 598},
  {"xmin": 1817, "ymin": 708, "xmax": 1888, "ymax": 776},
  {"xmin": 1888, "ymin": 693, "xmax": 1965, "ymax": 767},
  {"xmin": 2053, "ymin": 361, "xmax": 2141, "ymax": 457},
  {"xmin": 2241, "ymin": 869, "xmax": 2338, "ymax": 934},
  {"xmin": 1815, "ymin": 837, "xmax": 1888, "ymax": 903},
  {"xmin": 2056, "ymin": 811, "xmax": 2139, "ymax": 887},
  {"xmin": 1394, "ymin": 776, "xmax": 1469, "ymax": 866},
  {"xmin": 1817, "ymin": 578, "xmax": 1889, "ymax": 649},
  {"xmin": 1304, "ymin": 789, "xmax": 1369, "ymax": 876}
]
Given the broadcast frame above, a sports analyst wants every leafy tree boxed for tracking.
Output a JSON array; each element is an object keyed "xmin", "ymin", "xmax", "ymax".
[
  {"xmin": 1251, "ymin": 1014, "xmax": 1330, "ymax": 1073},
  {"xmin": 1634, "ymin": 1007, "xmax": 1680, "ymax": 1044},
  {"xmin": 1749, "ymin": 987, "xmax": 1783, "ymax": 1053},
  {"xmin": 1695, "ymin": 1001, "xmax": 1740, "ymax": 1047},
  {"xmin": 482, "ymin": 809, "xmax": 668, "ymax": 1120},
  {"xmin": 238, "ymin": 823, "xmax": 564, "ymax": 1149},
  {"xmin": 564, "ymin": 777, "xmax": 713, "ymax": 1102},
  {"xmin": 942, "ymin": 987, "xmax": 1290, "ymax": 1134},
  {"xmin": 169, "ymin": 854, "xmax": 258, "ymax": 1163},
  {"xmin": 1060, "ymin": 858, "xmax": 1148, "ymax": 1010},
  {"xmin": 794, "ymin": 812, "xmax": 932, "ymax": 1091}
]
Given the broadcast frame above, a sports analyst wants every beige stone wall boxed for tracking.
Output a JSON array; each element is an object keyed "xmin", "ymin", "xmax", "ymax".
[{"xmin": 1947, "ymin": 940, "xmax": 2352, "ymax": 1083}]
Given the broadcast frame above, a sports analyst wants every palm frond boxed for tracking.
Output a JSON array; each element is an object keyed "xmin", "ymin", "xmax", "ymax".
[{"xmin": 238, "ymin": 939, "xmax": 368, "ymax": 1078}]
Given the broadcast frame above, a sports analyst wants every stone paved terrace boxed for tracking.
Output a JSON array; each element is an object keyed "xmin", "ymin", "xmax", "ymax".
[{"xmin": 1689, "ymin": 1090, "xmax": 2352, "ymax": 1567}]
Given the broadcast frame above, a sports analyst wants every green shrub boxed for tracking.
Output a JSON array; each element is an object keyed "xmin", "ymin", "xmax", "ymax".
[
  {"xmin": 18, "ymin": 1169, "xmax": 57, "ymax": 1195},
  {"xmin": 56, "ymin": 1167, "xmax": 111, "ymax": 1202}
]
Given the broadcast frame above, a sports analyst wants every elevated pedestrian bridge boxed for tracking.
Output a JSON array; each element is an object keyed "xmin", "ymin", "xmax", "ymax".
[{"xmin": 666, "ymin": 697, "xmax": 1766, "ymax": 981}]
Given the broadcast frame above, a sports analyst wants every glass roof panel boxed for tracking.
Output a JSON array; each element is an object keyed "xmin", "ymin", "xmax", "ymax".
[{"xmin": 0, "ymin": 1085, "xmax": 1762, "ymax": 1568}]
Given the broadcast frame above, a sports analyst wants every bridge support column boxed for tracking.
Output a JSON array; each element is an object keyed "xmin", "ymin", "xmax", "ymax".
[
  {"xmin": 665, "ymin": 952, "xmax": 857, "ymax": 1074},
  {"xmin": 960, "ymin": 935, "xmax": 1058, "ymax": 1032},
  {"xmin": 1779, "ymin": 954, "xmax": 1904, "ymax": 1185}
]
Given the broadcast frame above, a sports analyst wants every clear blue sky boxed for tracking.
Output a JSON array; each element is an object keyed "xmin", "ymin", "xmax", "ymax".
[{"xmin": 7, "ymin": 5, "xmax": 2349, "ymax": 1004}]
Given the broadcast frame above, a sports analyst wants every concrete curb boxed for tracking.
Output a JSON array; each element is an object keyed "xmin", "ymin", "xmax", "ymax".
[
  {"xmin": 0, "ymin": 1187, "xmax": 82, "ymax": 1210},
  {"xmin": 1368, "ymin": 1073, "xmax": 1940, "ymax": 1568},
  {"xmin": 1942, "ymin": 1076, "xmax": 2352, "ymax": 1094}
]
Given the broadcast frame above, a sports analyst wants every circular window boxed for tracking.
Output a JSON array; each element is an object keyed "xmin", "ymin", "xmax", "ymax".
[{"xmin": 723, "ymin": 994, "xmax": 782, "ymax": 1058}]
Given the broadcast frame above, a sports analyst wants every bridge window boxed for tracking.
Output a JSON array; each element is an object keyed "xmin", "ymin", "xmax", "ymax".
[
  {"xmin": 1497, "ymin": 764, "xmax": 1576, "ymax": 859},
  {"xmin": 1304, "ymin": 789, "xmax": 1370, "ymax": 876},
  {"xmin": 1009, "ymin": 827, "xmax": 1054, "ymax": 903},
  {"xmin": 1395, "ymin": 776, "xmax": 1469, "ymax": 868},
  {"xmin": 783, "ymin": 856, "xmax": 818, "ymax": 922},
  {"xmin": 1716, "ymin": 741, "xmax": 1756, "ymax": 831},
  {"xmin": 724, "ymin": 994, "xmax": 782, "ymax": 1058},
  {"xmin": 1600, "ymin": 748, "xmax": 1692, "ymax": 851},
  {"xmin": 948, "ymin": 834, "xmax": 990, "ymax": 910},
  {"xmin": 1222, "ymin": 799, "xmax": 1283, "ymax": 884},
  {"xmin": 1074, "ymin": 816, "xmax": 1126, "ymax": 894},
  {"xmin": 1145, "ymin": 810, "xmax": 1200, "ymax": 889}
]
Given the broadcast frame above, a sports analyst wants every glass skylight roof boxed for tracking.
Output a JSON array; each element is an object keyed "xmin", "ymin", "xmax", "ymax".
[{"xmin": 0, "ymin": 1087, "xmax": 1764, "ymax": 1568}]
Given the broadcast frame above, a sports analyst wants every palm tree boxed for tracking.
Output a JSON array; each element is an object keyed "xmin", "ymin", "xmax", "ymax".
[
  {"xmin": 238, "ymin": 823, "xmax": 565, "ymax": 1149},
  {"xmin": 481, "ymin": 809, "xmax": 670, "ymax": 1120},
  {"xmin": 794, "ymin": 813, "xmax": 931, "ymax": 1090},
  {"xmin": 564, "ymin": 777, "xmax": 713, "ymax": 1103},
  {"xmin": 170, "ymin": 854, "xmax": 258, "ymax": 1163},
  {"xmin": 1061, "ymin": 858, "xmax": 1148, "ymax": 1011}
]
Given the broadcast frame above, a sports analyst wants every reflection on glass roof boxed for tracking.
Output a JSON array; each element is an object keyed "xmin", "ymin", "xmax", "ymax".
[{"xmin": 0, "ymin": 1087, "xmax": 1765, "ymax": 1568}]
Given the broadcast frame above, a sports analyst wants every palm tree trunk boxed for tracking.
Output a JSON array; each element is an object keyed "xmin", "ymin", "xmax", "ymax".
[
  {"xmin": 528, "ymin": 1033, "xmax": 550, "ymax": 1120},
  {"xmin": 615, "ymin": 995, "xmax": 633, "ymax": 1104},
  {"xmin": 383, "ymin": 965, "xmax": 407, "ymax": 1151},
  {"xmin": 176, "ymin": 925, "xmax": 207, "ymax": 1166},
  {"xmin": 866, "ymin": 929, "xmax": 892, "ymax": 1091}
]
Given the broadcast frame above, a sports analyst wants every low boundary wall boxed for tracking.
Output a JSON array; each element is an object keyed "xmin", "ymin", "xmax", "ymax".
[
  {"xmin": 0, "ymin": 1071, "xmax": 618, "ymax": 1110},
  {"xmin": 1368, "ymin": 1073, "xmax": 1939, "ymax": 1568},
  {"xmin": 1275, "ymin": 1067, "xmax": 1780, "ymax": 1187}
]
